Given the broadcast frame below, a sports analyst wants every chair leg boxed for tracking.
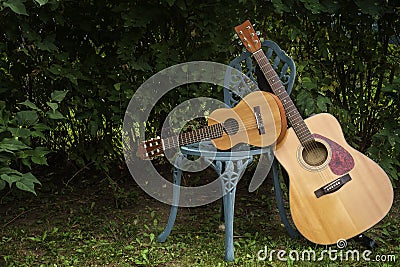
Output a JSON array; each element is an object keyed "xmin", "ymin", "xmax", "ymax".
[
  {"xmin": 158, "ymin": 166, "xmax": 182, "ymax": 242},
  {"xmin": 271, "ymin": 160, "xmax": 300, "ymax": 238},
  {"xmin": 214, "ymin": 159, "xmax": 251, "ymax": 262},
  {"xmin": 222, "ymin": 186, "xmax": 236, "ymax": 262}
]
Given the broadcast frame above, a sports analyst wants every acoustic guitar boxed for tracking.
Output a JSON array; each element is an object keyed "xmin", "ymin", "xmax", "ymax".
[
  {"xmin": 235, "ymin": 20, "xmax": 393, "ymax": 245},
  {"xmin": 139, "ymin": 90, "xmax": 286, "ymax": 159}
]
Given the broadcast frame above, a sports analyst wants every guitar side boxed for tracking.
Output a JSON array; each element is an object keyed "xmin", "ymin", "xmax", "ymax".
[{"xmin": 275, "ymin": 113, "xmax": 394, "ymax": 244}]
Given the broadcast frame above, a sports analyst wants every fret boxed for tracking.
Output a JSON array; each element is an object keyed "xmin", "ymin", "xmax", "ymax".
[
  {"xmin": 290, "ymin": 116, "xmax": 303, "ymax": 125},
  {"xmin": 279, "ymin": 95, "xmax": 292, "ymax": 106},
  {"xmin": 275, "ymin": 87, "xmax": 286, "ymax": 96},
  {"xmin": 165, "ymin": 123, "xmax": 225, "ymax": 149}
]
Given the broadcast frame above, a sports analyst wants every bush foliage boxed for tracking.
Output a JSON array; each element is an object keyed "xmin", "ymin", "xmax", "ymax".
[{"xmin": 0, "ymin": 0, "xmax": 399, "ymax": 194}]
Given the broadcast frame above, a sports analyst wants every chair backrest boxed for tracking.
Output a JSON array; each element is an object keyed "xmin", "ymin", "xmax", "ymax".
[{"xmin": 223, "ymin": 40, "xmax": 296, "ymax": 108}]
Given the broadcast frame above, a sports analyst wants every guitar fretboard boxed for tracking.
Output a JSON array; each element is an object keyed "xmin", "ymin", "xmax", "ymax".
[
  {"xmin": 253, "ymin": 50, "xmax": 314, "ymax": 146},
  {"xmin": 162, "ymin": 123, "xmax": 224, "ymax": 150}
]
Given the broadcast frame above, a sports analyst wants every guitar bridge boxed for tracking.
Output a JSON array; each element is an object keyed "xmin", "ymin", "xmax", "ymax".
[
  {"xmin": 314, "ymin": 174, "xmax": 352, "ymax": 198},
  {"xmin": 253, "ymin": 106, "xmax": 265, "ymax": 135}
]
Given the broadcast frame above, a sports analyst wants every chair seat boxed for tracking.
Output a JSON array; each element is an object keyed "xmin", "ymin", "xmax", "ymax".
[{"xmin": 180, "ymin": 141, "xmax": 272, "ymax": 159}]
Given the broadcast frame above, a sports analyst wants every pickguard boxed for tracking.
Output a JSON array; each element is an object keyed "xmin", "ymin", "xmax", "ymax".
[{"xmin": 313, "ymin": 134, "xmax": 354, "ymax": 175}]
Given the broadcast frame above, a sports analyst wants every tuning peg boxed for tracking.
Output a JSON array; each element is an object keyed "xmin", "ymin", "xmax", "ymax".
[
  {"xmin": 234, "ymin": 33, "xmax": 238, "ymax": 39},
  {"xmin": 256, "ymin": 31, "xmax": 261, "ymax": 36},
  {"xmin": 238, "ymin": 40, "xmax": 243, "ymax": 45}
]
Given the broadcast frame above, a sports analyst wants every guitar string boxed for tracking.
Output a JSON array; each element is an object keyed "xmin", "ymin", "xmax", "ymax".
[
  {"xmin": 254, "ymin": 49, "xmax": 331, "ymax": 184},
  {"xmin": 162, "ymin": 121, "xmax": 276, "ymax": 150}
]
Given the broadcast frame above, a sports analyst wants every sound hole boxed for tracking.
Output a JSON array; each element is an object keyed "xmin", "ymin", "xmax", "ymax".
[
  {"xmin": 223, "ymin": 118, "xmax": 239, "ymax": 135},
  {"xmin": 302, "ymin": 141, "xmax": 329, "ymax": 167}
]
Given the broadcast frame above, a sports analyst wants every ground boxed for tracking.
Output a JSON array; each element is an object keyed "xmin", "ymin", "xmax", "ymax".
[{"xmin": 0, "ymin": 161, "xmax": 399, "ymax": 266}]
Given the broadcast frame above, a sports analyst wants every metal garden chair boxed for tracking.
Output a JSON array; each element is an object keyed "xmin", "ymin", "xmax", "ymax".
[{"xmin": 157, "ymin": 40, "xmax": 299, "ymax": 261}]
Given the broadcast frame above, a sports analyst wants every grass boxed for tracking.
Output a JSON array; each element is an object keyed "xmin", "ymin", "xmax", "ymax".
[{"xmin": 0, "ymin": 166, "xmax": 399, "ymax": 266}]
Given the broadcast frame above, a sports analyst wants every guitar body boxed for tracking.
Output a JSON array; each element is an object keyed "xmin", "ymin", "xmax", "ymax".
[
  {"xmin": 208, "ymin": 91, "xmax": 287, "ymax": 150},
  {"xmin": 139, "ymin": 91, "xmax": 286, "ymax": 159},
  {"xmin": 235, "ymin": 20, "xmax": 393, "ymax": 244},
  {"xmin": 275, "ymin": 113, "xmax": 394, "ymax": 244}
]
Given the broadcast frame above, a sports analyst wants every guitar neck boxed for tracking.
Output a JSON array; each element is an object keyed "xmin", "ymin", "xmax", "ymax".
[
  {"xmin": 253, "ymin": 50, "xmax": 314, "ymax": 146},
  {"xmin": 162, "ymin": 123, "xmax": 224, "ymax": 150}
]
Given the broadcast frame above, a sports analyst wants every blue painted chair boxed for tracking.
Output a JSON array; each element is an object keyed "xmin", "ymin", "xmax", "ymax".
[{"xmin": 158, "ymin": 40, "xmax": 299, "ymax": 261}]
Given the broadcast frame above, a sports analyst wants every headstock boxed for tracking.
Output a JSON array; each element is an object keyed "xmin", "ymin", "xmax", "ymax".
[
  {"xmin": 137, "ymin": 137, "xmax": 164, "ymax": 160},
  {"xmin": 234, "ymin": 20, "xmax": 262, "ymax": 53}
]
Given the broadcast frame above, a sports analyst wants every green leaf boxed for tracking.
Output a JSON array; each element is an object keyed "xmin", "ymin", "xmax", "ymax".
[
  {"xmin": 301, "ymin": 77, "xmax": 318, "ymax": 90},
  {"xmin": 0, "ymin": 179, "xmax": 5, "ymax": 190},
  {"xmin": 296, "ymin": 90, "xmax": 315, "ymax": 116},
  {"xmin": 48, "ymin": 64, "xmax": 62, "ymax": 75},
  {"xmin": 3, "ymin": 0, "xmax": 28, "ymax": 16},
  {"xmin": 31, "ymin": 131, "xmax": 46, "ymax": 140},
  {"xmin": 1, "ymin": 174, "xmax": 21, "ymax": 188},
  {"xmin": 31, "ymin": 155, "xmax": 48, "ymax": 165},
  {"xmin": 34, "ymin": 0, "xmax": 48, "ymax": 6},
  {"xmin": 316, "ymin": 96, "xmax": 332, "ymax": 112},
  {"xmin": 24, "ymin": 146, "xmax": 49, "ymax": 158},
  {"xmin": 22, "ymin": 172, "xmax": 41, "ymax": 185},
  {"xmin": 354, "ymin": 0, "xmax": 386, "ymax": 17},
  {"xmin": 9, "ymin": 127, "xmax": 31, "ymax": 138},
  {"xmin": 16, "ymin": 181, "xmax": 36, "ymax": 194},
  {"xmin": 15, "ymin": 172, "xmax": 41, "ymax": 195},
  {"xmin": 113, "ymin": 83, "xmax": 121, "ymax": 91},
  {"xmin": 0, "ymin": 138, "xmax": 30, "ymax": 150},
  {"xmin": 19, "ymin": 100, "xmax": 40, "ymax": 111},
  {"xmin": 33, "ymin": 123, "xmax": 51, "ymax": 131},
  {"xmin": 0, "ymin": 150, "xmax": 15, "ymax": 162},
  {"xmin": 37, "ymin": 39, "xmax": 58, "ymax": 52},
  {"xmin": 16, "ymin": 110, "xmax": 38, "ymax": 126},
  {"xmin": 0, "ymin": 167, "xmax": 22, "ymax": 176},
  {"xmin": 300, "ymin": 0, "xmax": 323, "ymax": 14},
  {"xmin": 46, "ymin": 110, "xmax": 65, "ymax": 120},
  {"xmin": 271, "ymin": 0, "xmax": 290, "ymax": 13},
  {"xmin": 65, "ymin": 74, "xmax": 78, "ymax": 86},
  {"xmin": 166, "ymin": 0, "xmax": 175, "ymax": 6},
  {"xmin": 46, "ymin": 102, "xmax": 59, "ymax": 111},
  {"xmin": 51, "ymin": 90, "xmax": 69, "ymax": 102},
  {"xmin": 21, "ymin": 158, "xmax": 32, "ymax": 169}
]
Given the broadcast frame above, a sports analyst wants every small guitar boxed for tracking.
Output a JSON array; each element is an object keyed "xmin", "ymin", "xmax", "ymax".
[
  {"xmin": 235, "ymin": 20, "xmax": 393, "ymax": 245},
  {"xmin": 139, "ymin": 90, "xmax": 287, "ymax": 159}
]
